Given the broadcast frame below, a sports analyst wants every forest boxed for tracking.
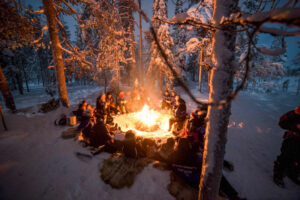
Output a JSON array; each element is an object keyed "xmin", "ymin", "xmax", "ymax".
[{"xmin": 0, "ymin": 0, "xmax": 299, "ymax": 200}]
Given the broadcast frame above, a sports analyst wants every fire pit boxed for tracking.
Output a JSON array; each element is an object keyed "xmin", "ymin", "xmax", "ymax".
[{"xmin": 113, "ymin": 105, "xmax": 174, "ymax": 141}]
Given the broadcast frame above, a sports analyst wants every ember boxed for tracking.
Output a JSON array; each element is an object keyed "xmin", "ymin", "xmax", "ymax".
[{"xmin": 114, "ymin": 105, "xmax": 173, "ymax": 140}]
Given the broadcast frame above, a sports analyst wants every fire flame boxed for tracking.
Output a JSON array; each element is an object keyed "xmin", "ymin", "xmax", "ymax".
[
  {"xmin": 113, "ymin": 104, "xmax": 172, "ymax": 140},
  {"xmin": 134, "ymin": 105, "xmax": 159, "ymax": 127}
]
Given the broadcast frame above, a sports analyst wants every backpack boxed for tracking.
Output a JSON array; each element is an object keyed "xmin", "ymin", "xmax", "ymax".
[{"xmin": 55, "ymin": 114, "xmax": 67, "ymax": 126}]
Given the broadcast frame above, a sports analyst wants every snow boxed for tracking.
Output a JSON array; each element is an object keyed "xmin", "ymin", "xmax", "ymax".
[
  {"xmin": 0, "ymin": 85, "xmax": 300, "ymax": 200},
  {"xmin": 0, "ymin": 84, "xmax": 103, "ymax": 113},
  {"xmin": 186, "ymin": 3, "xmax": 212, "ymax": 24}
]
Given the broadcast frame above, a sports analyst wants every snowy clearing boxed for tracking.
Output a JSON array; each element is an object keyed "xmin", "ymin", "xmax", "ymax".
[{"xmin": 0, "ymin": 87, "xmax": 299, "ymax": 200}]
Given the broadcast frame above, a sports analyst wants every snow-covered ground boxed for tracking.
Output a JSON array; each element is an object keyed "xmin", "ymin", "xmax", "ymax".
[{"xmin": 0, "ymin": 85, "xmax": 299, "ymax": 200}]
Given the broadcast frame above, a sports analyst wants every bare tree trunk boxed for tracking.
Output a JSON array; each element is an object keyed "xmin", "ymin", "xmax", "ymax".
[
  {"xmin": 198, "ymin": 0, "xmax": 238, "ymax": 199},
  {"xmin": 22, "ymin": 66, "xmax": 30, "ymax": 92},
  {"xmin": 138, "ymin": 0, "xmax": 143, "ymax": 85},
  {"xmin": 15, "ymin": 72, "xmax": 23, "ymax": 95},
  {"xmin": 199, "ymin": 48, "xmax": 203, "ymax": 92},
  {"xmin": 0, "ymin": 65, "xmax": 16, "ymax": 112},
  {"xmin": 43, "ymin": 0, "xmax": 70, "ymax": 107},
  {"xmin": 0, "ymin": 105, "xmax": 8, "ymax": 131}
]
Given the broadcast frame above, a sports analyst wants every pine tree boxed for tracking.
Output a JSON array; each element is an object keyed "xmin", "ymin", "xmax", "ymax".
[
  {"xmin": 0, "ymin": 0, "xmax": 38, "ymax": 111},
  {"xmin": 43, "ymin": 0, "xmax": 70, "ymax": 107},
  {"xmin": 148, "ymin": 0, "xmax": 176, "ymax": 91},
  {"xmin": 172, "ymin": 0, "xmax": 187, "ymax": 76},
  {"xmin": 119, "ymin": 0, "xmax": 137, "ymax": 85}
]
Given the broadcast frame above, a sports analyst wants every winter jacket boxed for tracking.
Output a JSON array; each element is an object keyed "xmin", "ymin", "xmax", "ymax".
[
  {"xmin": 96, "ymin": 97, "xmax": 107, "ymax": 115},
  {"xmin": 279, "ymin": 110, "xmax": 300, "ymax": 134},
  {"xmin": 106, "ymin": 96, "xmax": 115, "ymax": 107},
  {"xmin": 174, "ymin": 99, "xmax": 187, "ymax": 120},
  {"xmin": 83, "ymin": 120, "xmax": 112, "ymax": 147}
]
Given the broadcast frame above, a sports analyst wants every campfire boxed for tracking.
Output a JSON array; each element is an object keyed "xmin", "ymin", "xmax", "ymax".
[{"xmin": 113, "ymin": 105, "xmax": 173, "ymax": 140}]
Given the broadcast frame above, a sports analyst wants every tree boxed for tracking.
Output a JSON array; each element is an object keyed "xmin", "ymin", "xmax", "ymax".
[
  {"xmin": 43, "ymin": 0, "xmax": 70, "ymax": 107},
  {"xmin": 148, "ymin": 0, "xmax": 300, "ymax": 199},
  {"xmin": 0, "ymin": 0, "xmax": 38, "ymax": 111},
  {"xmin": 199, "ymin": 0, "xmax": 238, "ymax": 199},
  {"xmin": 172, "ymin": 0, "xmax": 187, "ymax": 83},
  {"xmin": 0, "ymin": 64, "xmax": 16, "ymax": 112},
  {"xmin": 119, "ymin": 0, "xmax": 137, "ymax": 85},
  {"xmin": 148, "ymin": 0, "xmax": 176, "ymax": 91}
]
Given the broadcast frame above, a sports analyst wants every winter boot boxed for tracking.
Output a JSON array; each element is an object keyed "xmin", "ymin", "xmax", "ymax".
[{"xmin": 273, "ymin": 160, "xmax": 285, "ymax": 188}]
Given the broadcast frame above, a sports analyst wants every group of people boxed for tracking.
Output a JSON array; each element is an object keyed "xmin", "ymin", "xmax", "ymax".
[
  {"xmin": 72, "ymin": 88, "xmax": 208, "ymax": 155},
  {"xmin": 71, "ymin": 88, "xmax": 249, "ymax": 199}
]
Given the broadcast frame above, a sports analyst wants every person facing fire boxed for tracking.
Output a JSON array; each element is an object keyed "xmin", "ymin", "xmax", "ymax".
[
  {"xmin": 161, "ymin": 90, "xmax": 172, "ymax": 110},
  {"xmin": 77, "ymin": 104, "xmax": 96, "ymax": 132},
  {"xmin": 273, "ymin": 106, "xmax": 300, "ymax": 188},
  {"xmin": 168, "ymin": 95, "xmax": 187, "ymax": 132},
  {"xmin": 73, "ymin": 100, "xmax": 88, "ymax": 122},
  {"xmin": 96, "ymin": 93, "xmax": 108, "ymax": 123},
  {"xmin": 117, "ymin": 91, "xmax": 128, "ymax": 114},
  {"xmin": 106, "ymin": 92, "xmax": 117, "ymax": 115},
  {"xmin": 175, "ymin": 104, "xmax": 208, "ymax": 148},
  {"xmin": 170, "ymin": 91, "xmax": 177, "ymax": 107}
]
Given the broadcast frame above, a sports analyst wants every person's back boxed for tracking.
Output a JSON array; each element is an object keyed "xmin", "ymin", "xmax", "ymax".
[
  {"xmin": 169, "ymin": 138, "xmax": 198, "ymax": 167},
  {"xmin": 122, "ymin": 130, "xmax": 140, "ymax": 158},
  {"xmin": 175, "ymin": 99, "xmax": 186, "ymax": 120},
  {"xmin": 89, "ymin": 120, "xmax": 112, "ymax": 147},
  {"xmin": 273, "ymin": 107, "xmax": 300, "ymax": 187}
]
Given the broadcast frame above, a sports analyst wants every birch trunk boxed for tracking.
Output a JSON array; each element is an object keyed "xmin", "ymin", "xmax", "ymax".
[
  {"xmin": 0, "ymin": 65, "xmax": 16, "ymax": 112},
  {"xmin": 43, "ymin": 0, "xmax": 70, "ymax": 107},
  {"xmin": 198, "ymin": 0, "xmax": 238, "ymax": 199}
]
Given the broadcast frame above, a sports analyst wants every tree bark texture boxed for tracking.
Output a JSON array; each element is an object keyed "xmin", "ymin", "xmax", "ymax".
[
  {"xmin": 198, "ymin": 0, "xmax": 238, "ymax": 199},
  {"xmin": 0, "ymin": 65, "xmax": 16, "ymax": 112},
  {"xmin": 43, "ymin": 0, "xmax": 70, "ymax": 107}
]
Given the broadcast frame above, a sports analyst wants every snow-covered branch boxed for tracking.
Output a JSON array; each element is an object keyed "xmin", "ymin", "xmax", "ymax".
[
  {"xmin": 259, "ymin": 26, "xmax": 300, "ymax": 36},
  {"xmin": 257, "ymin": 46, "xmax": 286, "ymax": 56},
  {"xmin": 225, "ymin": 8, "xmax": 300, "ymax": 27},
  {"xmin": 25, "ymin": 9, "xmax": 44, "ymax": 14}
]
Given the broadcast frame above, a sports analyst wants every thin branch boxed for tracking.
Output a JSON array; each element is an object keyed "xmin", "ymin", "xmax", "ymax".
[
  {"xmin": 25, "ymin": 8, "xmax": 44, "ymax": 14},
  {"xmin": 259, "ymin": 26, "xmax": 300, "ymax": 36},
  {"xmin": 32, "ymin": 25, "xmax": 48, "ymax": 44},
  {"xmin": 61, "ymin": 0, "xmax": 81, "ymax": 23}
]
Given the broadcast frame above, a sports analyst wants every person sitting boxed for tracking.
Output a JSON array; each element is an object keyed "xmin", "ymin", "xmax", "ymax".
[
  {"xmin": 161, "ymin": 90, "xmax": 172, "ymax": 110},
  {"xmin": 106, "ymin": 92, "xmax": 118, "ymax": 115},
  {"xmin": 170, "ymin": 91, "xmax": 177, "ymax": 107},
  {"xmin": 82, "ymin": 119, "xmax": 114, "ymax": 148},
  {"xmin": 77, "ymin": 104, "xmax": 96, "ymax": 132},
  {"xmin": 158, "ymin": 138, "xmax": 176, "ymax": 161},
  {"xmin": 117, "ymin": 91, "xmax": 128, "ymax": 114},
  {"xmin": 168, "ymin": 137, "xmax": 199, "ymax": 167},
  {"xmin": 169, "ymin": 95, "xmax": 187, "ymax": 132},
  {"xmin": 273, "ymin": 106, "xmax": 300, "ymax": 187},
  {"xmin": 96, "ymin": 93, "xmax": 108, "ymax": 123},
  {"xmin": 122, "ymin": 130, "xmax": 143, "ymax": 158},
  {"xmin": 73, "ymin": 100, "xmax": 87, "ymax": 122},
  {"xmin": 187, "ymin": 104, "xmax": 208, "ymax": 148}
]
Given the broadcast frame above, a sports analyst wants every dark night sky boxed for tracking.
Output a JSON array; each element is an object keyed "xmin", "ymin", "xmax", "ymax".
[{"xmin": 25, "ymin": 0, "xmax": 299, "ymax": 67}]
